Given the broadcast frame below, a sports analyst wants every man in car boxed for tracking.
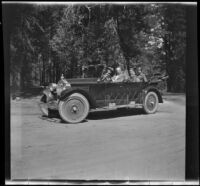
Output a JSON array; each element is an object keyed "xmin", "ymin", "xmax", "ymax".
[
  {"xmin": 112, "ymin": 66, "xmax": 126, "ymax": 82},
  {"xmin": 136, "ymin": 67, "xmax": 148, "ymax": 82},
  {"xmin": 98, "ymin": 66, "xmax": 114, "ymax": 82},
  {"xmin": 129, "ymin": 67, "xmax": 140, "ymax": 82}
]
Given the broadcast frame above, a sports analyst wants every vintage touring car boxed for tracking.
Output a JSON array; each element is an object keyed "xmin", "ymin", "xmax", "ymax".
[{"xmin": 39, "ymin": 67, "xmax": 168, "ymax": 123}]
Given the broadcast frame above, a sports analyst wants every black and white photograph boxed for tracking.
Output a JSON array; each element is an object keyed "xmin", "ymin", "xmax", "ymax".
[{"xmin": 3, "ymin": 1, "xmax": 198, "ymax": 185}]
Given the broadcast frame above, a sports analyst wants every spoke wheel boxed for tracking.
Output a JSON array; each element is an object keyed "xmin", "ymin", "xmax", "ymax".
[
  {"xmin": 58, "ymin": 93, "xmax": 89, "ymax": 123},
  {"xmin": 143, "ymin": 91, "xmax": 158, "ymax": 114}
]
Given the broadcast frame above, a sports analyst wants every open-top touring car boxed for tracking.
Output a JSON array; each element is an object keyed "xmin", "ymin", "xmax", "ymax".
[{"xmin": 39, "ymin": 66, "xmax": 168, "ymax": 123}]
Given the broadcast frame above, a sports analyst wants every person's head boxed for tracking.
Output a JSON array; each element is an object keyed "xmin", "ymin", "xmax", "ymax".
[
  {"xmin": 138, "ymin": 67, "xmax": 142, "ymax": 74},
  {"xmin": 116, "ymin": 66, "xmax": 122, "ymax": 75},
  {"xmin": 106, "ymin": 67, "xmax": 114, "ymax": 75},
  {"xmin": 107, "ymin": 69, "xmax": 111, "ymax": 74},
  {"xmin": 61, "ymin": 74, "xmax": 64, "ymax": 80},
  {"xmin": 129, "ymin": 68, "xmax": 135, "ymax": 76}
]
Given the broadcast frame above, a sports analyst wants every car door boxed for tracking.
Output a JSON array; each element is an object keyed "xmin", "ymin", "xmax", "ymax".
[
  {"xmin": 105, "ymin": 81, "xmax": 146, "ymax": 107},
  {"xmin": 89, "ymin": 82, "xmax": 107, "ymax": 108},
  {"xmin": 125, "ymin": 82, "xmax": 145, "ymax": 104},
  {"xmin": 104, "ymin": 82, "xmax": 128, "ymax": 106}
]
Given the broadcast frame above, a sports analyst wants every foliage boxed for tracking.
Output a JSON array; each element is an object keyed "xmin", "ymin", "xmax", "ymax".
[
  {"xmin": 162, "ymin": 5, "xmax": 186, "ymax": 92},
  {"xmin": 6, "ymin": 3, "xmax": 186, "ymax": 92}
]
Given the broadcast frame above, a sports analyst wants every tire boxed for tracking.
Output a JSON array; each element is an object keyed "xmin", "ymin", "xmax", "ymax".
[
  {"xmin": 143, "ymin": 91, "xmax": 159, "ymax": 114},
  {"xmin": 58, "ymin": 93, "xmax": 89, "ymax": 123},
  {"xmin": 39, "ymin": 95, "xmax": 49, "ymax": 116}
]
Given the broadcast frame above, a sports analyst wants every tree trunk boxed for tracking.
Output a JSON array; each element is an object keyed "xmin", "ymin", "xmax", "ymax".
[
  {"xmin": 20, "ymin": 60, "xmax": 25, "ymax": 90},
  {"xmin": 115, "ymin": 16, "xmax": 130, "ymax": 76},
  {"xmin": 164, "ymin": 34, "xmax": 172, "ymax": 92},
  {"xmin": 42, "ymin": 56, "xmax": 45, "ymax": 85}
]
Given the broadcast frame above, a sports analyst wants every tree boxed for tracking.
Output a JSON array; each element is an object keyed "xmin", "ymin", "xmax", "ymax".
[
  {"xmin": 9, "ymin": 4, "xmax": 38, "ymax": 89},
  {"xmin": 7, "ymin": 3, "xmax": 186, "ymax": 93},
  {"xmin": 162, "ymin": 5, "xmax": 186, "ymax": 92}
]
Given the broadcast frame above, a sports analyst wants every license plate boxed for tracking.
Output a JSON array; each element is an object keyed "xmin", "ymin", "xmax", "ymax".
[
  {"xmin": 130, "ymin": 101, "xmax": 135, "ymax": 106},
  {"xmin": 109, "ymin": 103, "xmax": 116, "ymax": 107}
]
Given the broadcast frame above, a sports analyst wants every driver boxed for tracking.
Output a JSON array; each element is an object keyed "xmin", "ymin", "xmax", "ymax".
[{"xmin": 98, "ymin": 67, "xmax": 114, "ymax": 82}]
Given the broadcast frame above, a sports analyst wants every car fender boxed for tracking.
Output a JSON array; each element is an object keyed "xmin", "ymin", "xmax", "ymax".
[
  {"xmin": 60, "ymin": 88, "xmax": 96, "ymax": 108},
  {"xmin": 143, "ymin": 86, "xmax": 163, "ymax": 103}
]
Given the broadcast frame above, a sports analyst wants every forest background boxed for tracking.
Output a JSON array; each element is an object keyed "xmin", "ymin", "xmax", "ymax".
[{"xmin": 3, "ymin": 3, "xmax": 186, "ymax": 92}]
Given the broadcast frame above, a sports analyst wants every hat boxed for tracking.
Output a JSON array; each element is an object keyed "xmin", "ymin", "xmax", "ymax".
[{"xmin": 106, "ymin": 67, "xmax": 114, "ymax": 72}]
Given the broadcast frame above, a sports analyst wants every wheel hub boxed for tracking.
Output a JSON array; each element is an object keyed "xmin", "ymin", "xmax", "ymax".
[
  {"xmin": 71, "ymin": 105, "xmax": 79, "ymax": 113},
  {"xmin": 147, "ymin": 96, "xmax": 156, "ymax": 110},
  {"xmin": 150, "ymin": 101, "xmax": 155, "ymax": 106}
]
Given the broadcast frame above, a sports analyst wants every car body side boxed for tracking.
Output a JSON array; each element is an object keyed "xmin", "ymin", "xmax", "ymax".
[{"xmin": 42, "ymin": 78, "xmax": 163, "ymax": 111}]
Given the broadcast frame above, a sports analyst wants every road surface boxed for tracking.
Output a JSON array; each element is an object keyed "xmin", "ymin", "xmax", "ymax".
[{"xmin": 11, "ymin": 94, "xmax": 185, "ymax": 180}]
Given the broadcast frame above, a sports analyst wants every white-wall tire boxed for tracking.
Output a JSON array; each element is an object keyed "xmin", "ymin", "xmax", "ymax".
[
  {"xmin": 143, "ymin": 91, "xmax": 159, "ymax": 114},
  {"xmin": 58, "ymin": 93, "xmax": 89, "ymax": 123}
]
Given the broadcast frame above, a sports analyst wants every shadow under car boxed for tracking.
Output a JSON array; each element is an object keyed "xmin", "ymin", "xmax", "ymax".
[{"xmin": 41, "ymin": 108, "xmax": 145, "ymax": 123}]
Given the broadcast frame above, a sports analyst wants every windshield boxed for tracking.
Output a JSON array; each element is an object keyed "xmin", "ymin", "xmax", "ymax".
[{"xmin": 81, "ymin": 65, "xmax": 105, "ymax": 78}]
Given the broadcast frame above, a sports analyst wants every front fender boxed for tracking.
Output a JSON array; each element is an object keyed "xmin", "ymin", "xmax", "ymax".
[{"xmin": 60, "ymin": 88, "xmax": 96, "ymax": 108}]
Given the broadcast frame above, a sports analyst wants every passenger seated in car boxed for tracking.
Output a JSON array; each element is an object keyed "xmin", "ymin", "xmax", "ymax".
[
  {"xmin": 97, "ymin": 67, "xmax": 114, "ymax": 82},
  {"xmin": 123, "ymin": 69, "xmax": 130, "ymax": 82},
  {"xmin": 129, "ymin": 67, "xmax": 140, "ymax": 82},
  {"xmin": 112, "ymin": 66, "xmax": 126, "ymax": 82},
  {"xmin": 136, "ymin": 67, "xmax": 147, "ymax": 82}
]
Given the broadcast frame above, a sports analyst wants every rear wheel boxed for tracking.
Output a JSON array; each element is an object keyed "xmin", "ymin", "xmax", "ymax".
[
  {"xmin": 143, "ymin": 91, "xmax": 158, "ymax": 114},
  {"xmin": 58, "ymin": 93, "xmax": 89, "ymax": 123}
]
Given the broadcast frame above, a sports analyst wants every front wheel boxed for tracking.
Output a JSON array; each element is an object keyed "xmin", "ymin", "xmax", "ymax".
[
  {"xmin": 58, "ymin": 93, "xmax": 89, "ymax": 123},
  {"xmin": 143, "ymin": 91, "xmax": 159, "ymax": 114}
]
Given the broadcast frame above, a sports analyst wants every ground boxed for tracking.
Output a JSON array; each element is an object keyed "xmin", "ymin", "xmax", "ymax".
[{"xmin": 11, "ymin": 94, "xmax": 185, "ymax": 180}]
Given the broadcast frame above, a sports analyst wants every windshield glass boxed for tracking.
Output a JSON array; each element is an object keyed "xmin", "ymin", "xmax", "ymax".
[{"xmin": 81, "ymin": 65, "xmax": 105, "ymax": 78}]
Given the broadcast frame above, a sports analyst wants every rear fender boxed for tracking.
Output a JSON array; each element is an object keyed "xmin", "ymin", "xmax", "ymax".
[{"xmin": 143, "ymin": 86, "xmax": 163, "ymax": 103}]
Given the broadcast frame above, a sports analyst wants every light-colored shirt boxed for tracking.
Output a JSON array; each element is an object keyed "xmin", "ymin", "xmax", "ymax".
[{"xmin": 112, "ymin": 73, "xmax": 126, "ymax": 82}]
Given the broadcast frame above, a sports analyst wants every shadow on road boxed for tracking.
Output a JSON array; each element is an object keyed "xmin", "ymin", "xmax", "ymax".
[{"xmin": 38, "ymin": 108, "xmax": 145, "ymax": 124}]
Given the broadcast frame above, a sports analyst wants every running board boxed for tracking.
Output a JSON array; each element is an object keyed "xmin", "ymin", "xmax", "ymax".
[{"xmin": 90, "ymin": 104, "xmax": 143, "ymax": 112}]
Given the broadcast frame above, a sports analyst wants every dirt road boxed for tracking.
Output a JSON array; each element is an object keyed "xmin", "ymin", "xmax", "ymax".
[{"xmin": 11, "ymin": 94, "xmax": 185, "ymax": 180}]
